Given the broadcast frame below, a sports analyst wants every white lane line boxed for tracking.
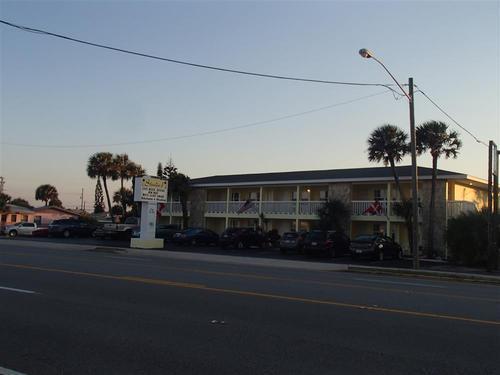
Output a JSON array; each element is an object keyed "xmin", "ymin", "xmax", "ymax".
[
  {"xmin": 0, "ymin": 286, "xmax": 37, "ymax": 294},
  {"xmin": 0, "ymin": 365, "xmax": 28, "ymax": 375},
  {"xmin": 101, "ymin": 255, "xmax": 150, "ymax": 261},
  {"xmin": 352, "ymin": 278, "xmax": 447, "ymax": 289}
]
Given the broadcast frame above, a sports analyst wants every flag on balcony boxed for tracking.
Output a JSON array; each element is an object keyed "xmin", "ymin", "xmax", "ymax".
[
  {"xmin": 237, "ymin": 199, "xmax": 254, "ymax": 214},
  {"xmin": 363, "ymin": 200, "xmax": 383, "ymax": 215},
  {"xmin": 157, "ymin": 203, "xmax": 166, "ymax": 217}
]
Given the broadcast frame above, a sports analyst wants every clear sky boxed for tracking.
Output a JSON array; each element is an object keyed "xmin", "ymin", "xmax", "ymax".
[{"xmin": 1, "ymin": 0, "xmax": 499, "ymax": 209}]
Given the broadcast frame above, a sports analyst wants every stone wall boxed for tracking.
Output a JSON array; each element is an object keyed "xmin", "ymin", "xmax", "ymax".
[{"xmin": 189, "ymin": 189, "xmax": 207, "ymax": 228}]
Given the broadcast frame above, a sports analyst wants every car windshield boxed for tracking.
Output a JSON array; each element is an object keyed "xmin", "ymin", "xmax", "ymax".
[
  {"xmin": 307, "ymin": 231, "xmax": 326, "ymax": 240},
  {"xmin": 184, "ymin": 228, "xmax": 202, "ymax": 235},
  {"xmin": 283, "ymin": 233, "xmax": 298, "ymax": 239},
  {"xmin": 353, "ymin": 235, "xmax": 378, "ymax": 243}
]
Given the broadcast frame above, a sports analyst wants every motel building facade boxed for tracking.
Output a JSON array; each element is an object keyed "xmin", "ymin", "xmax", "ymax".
[{"xmin": 158, "ymin": 166, "xmax": 488, "ymax": 257}]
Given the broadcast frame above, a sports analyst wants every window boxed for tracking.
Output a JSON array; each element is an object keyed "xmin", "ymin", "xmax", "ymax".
[
  {"xmin": 10, "ymin": 214, "xmax": 17, "ymax": 223},
  {"xmin": 231, "ymin": 192, "xmax": 240, "ymax": 201},
  {"xmin": 374, "ymin": 189, "xmax": 384, "ymax": 200},
  {"xmin": 1, "ymin": 214, "xmax": 6, "ymax": 223},
  {"xmin": 22, "ymin": 215, "xmax": 28, "ymax": 222},
  {"xmin": 320, "ymin": 190, "xmax": 328, "ymax": 201},
  {"xmin": 22, "ymin": 223, "xmax": 35, "ymax": 227},
  {"xmin": 301, "ymin": 190, "xmax": 309, "ymax": 200},
  {"xmin": 249, "ymin": 192, "xmax": 259, "ymax": 201},
  {"xmin": 291, "ymin": 191, "xmax": 298, "ymax": 201},
  {"xmin": 34, "ymin": 216, "xmax": 42, "ymax": 225}
]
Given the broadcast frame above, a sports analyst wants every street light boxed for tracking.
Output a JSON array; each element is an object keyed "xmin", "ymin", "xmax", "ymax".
[{"xmin": 359, "ymin": 48, "xmax": 420, "ymax": 269}]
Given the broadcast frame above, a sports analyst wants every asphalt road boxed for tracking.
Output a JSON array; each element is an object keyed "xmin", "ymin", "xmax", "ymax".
[{"xmin": 1, "ymin": 240, "xmax": 499, "ymax": 375}]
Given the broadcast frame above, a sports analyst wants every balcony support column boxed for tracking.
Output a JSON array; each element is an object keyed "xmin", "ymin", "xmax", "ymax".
[
  {"xmin": 258, "ymin": 187, "xmax": 263, "ymax": 226},
  {"xmin": 169, "ymin": 194, "xmax": 173, "ymax": 224},
  {"xmin": 295, "ymin": 185, "xmax": 300, "ymax": 231},
  {"xmin": 386, "ymin": 182, "xmax": 391, "ymax": 238},
  {"xmin": 225, "ymin": 188, "xmax": 230, "ymax": 228}
]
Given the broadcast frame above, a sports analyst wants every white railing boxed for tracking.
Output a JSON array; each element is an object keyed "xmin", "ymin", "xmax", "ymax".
[
  {"xmin": 262, "ymin": 201, "xmax": 296, "ymax": 215},
  {"xmin": 299, "ymin": 201, "xmax": 324, "ymax": 216},
  {"xmin": 227, "ymin": 201, "xmax": 259, "ymax": 214},
  {"xmin": 351, "ymin": 200, "xmax": 389, "ymax": 216},
  {"xmin": 206, "ymin": 201, "xmax": 227, "ymax": 214},
  {"xmin": 447, "ymin": 200, "xmax": 477, "ymax": 219}
]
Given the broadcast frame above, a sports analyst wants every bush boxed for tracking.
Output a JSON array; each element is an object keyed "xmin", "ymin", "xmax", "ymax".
[{"xmin": 446, "ymin": 211, "xmax": 498, "ymax": 267}]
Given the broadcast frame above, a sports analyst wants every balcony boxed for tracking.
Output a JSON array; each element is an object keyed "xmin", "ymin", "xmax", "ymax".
[{"xmin": 447, "ymin": 200, "xmax": 477, "ymax": 219}]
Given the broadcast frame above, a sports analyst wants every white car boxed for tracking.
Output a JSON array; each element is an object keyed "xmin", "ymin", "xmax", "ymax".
[{"xmin": 4, "ymin": 222, "xmax": 39, "ymax": 237}]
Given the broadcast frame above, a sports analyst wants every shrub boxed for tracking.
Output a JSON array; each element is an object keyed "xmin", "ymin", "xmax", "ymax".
[{"xmin": 446, "ymin": 211, "xmax": 498, "ymax": 267}]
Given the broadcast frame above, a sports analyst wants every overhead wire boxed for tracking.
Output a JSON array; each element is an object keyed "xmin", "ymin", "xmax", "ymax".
[
  {"xmin": 414, "ymin": 87, "xmax": 489, "ymax": 147},
  {"xmin": 1, "ymin": 90, "xmax": 393, "ymax": 149},
  {"xmin": 0, "ymin": 19, "xmax": 401, "ymax": 95}
]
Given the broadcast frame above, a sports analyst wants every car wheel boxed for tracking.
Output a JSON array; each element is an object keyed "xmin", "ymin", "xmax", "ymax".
[
  {"xmin": 8, "ymin": 230, "xmax": 17, "ymax": 238},
  {"xmin": 191, "ymin": 239, "xmax": 197, "ymax": 246},
  {"xmin": 63, "ymin": 230, "xmax": 71, "ymax": 238},
  {"xmin": 378, "ymin": 251, "xmax": 384, "ymax": 261},
  {"xmin": 237, "ymin": 241, "xmax": 244, "ymax": 249}
]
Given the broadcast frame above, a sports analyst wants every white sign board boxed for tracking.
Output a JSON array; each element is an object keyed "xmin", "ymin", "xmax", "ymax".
[{"xmin": 133, "ymin": 176, "xmax": 168, "ymax": 203}]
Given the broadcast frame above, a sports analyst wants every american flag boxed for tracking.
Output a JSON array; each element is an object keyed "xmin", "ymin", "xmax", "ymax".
[{"xmin": 237, "ymin": 199, "xmax": 254, "ymax": 214}]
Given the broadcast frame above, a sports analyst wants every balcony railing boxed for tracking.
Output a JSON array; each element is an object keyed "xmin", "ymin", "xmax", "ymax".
[
  {"xmin": 447, "ymin": 200, "xmax": 477, "ymax": 219},
  {"xmin": 351, "ymin": 200, "xmax": 389, "ymax": 216}
]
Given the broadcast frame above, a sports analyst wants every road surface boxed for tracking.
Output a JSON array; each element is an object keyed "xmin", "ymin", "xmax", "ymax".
[{"xmin": 0, "ymin": 239, "xmax": 499, "ymax": 374}]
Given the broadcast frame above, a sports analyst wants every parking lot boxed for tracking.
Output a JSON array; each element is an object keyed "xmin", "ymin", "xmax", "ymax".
[{"xmin": 0, "ymin": 234, "xmax": 429, "ymax": 269}]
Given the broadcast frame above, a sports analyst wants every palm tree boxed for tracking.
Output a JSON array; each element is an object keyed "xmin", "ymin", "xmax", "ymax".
[
  {"xmin": 35, "ymin": 184, "xmax": 59, "ymax": 206},
  {"xmin": 0, "ymin": 193, "xmax": 11, "ymax": 211},
  {"xmin": 87, "ymin": 152, "xmax": 117, "ymax": 217},
  {"xmin": 169, "ymin": 172, "xmax": 191, "ymax": 228},
  {"xmin": 417, "ymin": 121, "xmax": 462, "ymax": 257},
  {"xmin": 367, "ymin": 124, "xmax": 409, "ymax": 199},
  {"xmin": 113, "ymin": 154, "xmax": 144, "ymax": 215}
]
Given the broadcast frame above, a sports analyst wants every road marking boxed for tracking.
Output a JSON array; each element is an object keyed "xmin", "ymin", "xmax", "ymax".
[
  {"xmin": 0, "ymin": 252, "xmax": 498, "ymax": 303},
  {"xmin": 0, "ymin": 365, "xmax": 28, "ymax": 375},
  {"xmin": 352, "ymin": 277, "xmax": 447, "ymax": 289},
  {"xmin": 1, "ymin": 262, "xmax": 499, "ymax": 326},
  {"xmin": 0, "ymin": 286, "xmax": 36, "ymax": 294}
]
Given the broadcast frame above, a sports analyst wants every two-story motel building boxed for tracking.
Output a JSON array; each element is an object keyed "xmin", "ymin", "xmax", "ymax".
[{"xmin": 158, "ymin": 166, "xmax": 488, "ymax": 256}]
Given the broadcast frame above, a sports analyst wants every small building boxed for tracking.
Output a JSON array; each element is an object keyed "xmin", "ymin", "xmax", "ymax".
[
  {"xmin": 33, "ymin": 206, "xmax": 80, "ymax": 226},
  {"xmin": 0, "ymin": 204, "xmax": 36, "ymax": 226}
]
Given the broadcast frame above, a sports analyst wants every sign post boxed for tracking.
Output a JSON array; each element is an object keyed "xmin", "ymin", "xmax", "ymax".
[{"xmin": 130, "ymin": 176, "xmax": 168, "ymax": 249}]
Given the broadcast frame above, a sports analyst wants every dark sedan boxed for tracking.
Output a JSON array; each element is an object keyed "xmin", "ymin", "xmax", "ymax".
[
  {"xmin": 303, "ymin": 230, "xmax": 350, "ymax": 257},
  {"xmin": 279, "ymin": 231, "xmax": 307, "ymax": 254},
  {"xmin": 48, "ymin": 219, "xmax": 96, "ymax": 238},
  {"xmin": 172, "ymin": 228, "xmax": 219, "ymax": 246},
  {"xmin": 219, "ymin": 227, "xmax": 266, "ymax": 249},
  {"xmin": 350, "ymin": 234, "xmax": 403, "ymax": 260}
]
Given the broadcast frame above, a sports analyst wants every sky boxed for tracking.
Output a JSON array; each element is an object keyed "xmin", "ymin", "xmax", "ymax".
[{"xmin": 1, "ymin": 0, "xmax": 499, "ymax": 209}]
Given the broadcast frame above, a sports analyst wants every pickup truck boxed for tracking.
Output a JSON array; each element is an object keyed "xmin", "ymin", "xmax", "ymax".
[
  {"xmin": 93, "ymin": 217, "xmax": 140, "ymax": 239},
  {"xmin": 2, "ymin": 222, "xmax": 39, "ymax": 238}
]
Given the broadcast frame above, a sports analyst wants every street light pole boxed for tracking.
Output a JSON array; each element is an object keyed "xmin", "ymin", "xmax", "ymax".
[{"xmin": 359, "ymin": 49, "xmax": 420, "ymax": 269}]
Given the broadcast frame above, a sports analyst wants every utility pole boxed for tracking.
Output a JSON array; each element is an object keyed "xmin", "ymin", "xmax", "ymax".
[
  {"xmin": 409, "ymin": 78, "xmax": 420, "ymax": 269},
  {"xmin": 0, "ymin": 176, "xmax": 5, "ymax": 194},
  {"xmin": 487, "ymin": 141, "xmax": 499, "ymax": 271},
  {"xmin": 80, "ymin": 188, "xmax": 84, "ymax": 210}
]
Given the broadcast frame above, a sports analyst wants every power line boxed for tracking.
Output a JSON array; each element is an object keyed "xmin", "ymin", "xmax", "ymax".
[
  {"xmin": 1, "ymin": 90, "xmax": 392, "ymax": 149},
  {"xmin": 415, "ymin": 87, "xmax": 489, "ymax": 147},
  {"xmin": 0, "ymin": 19, "xmax": 401, "ymax": 94}
]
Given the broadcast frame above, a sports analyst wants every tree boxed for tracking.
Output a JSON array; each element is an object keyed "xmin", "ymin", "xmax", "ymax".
[
  {"xmin": 157, "ymin": 162, "xmax": 163, "ymax": 178},
  {"xmin": 162, "ymin": 158, "xmax": 178, "ymax": 180},
  {"xmin": 87, "ymin": 152, "xmax": 117, "ymax": 217},
  {"xmin": 367, "ymin": 125, "xmax": 414, "ymax": 251},
  {"xmin": 317, "ymin": 199, "xmax": 350, "ymax": 232},
  {"xmin": 94, "ymin": 178, "xmax": 105, "ymax": 214},
  {"xmin": 417, "ymin": 120, "xmax": 462, "ymax": 257},
  {"xmin": 113, "ymin": 154, "xmax": 144, "ymax": 216},
  {"xmin": 10, "ymin": 198, "xmax": 33, "ymax": 209},
  {"xmin": 170, "ymin": 173, "xmax": 191, "ymax": 228},
  {"xmin": 35, "ymin": 184, "xmax": 59, "ymax": 206},
  {"xmin": 367, "ymin": 124, "xmax": 409, "ymax": 199},
  {"xmin": 49, "ymin": 197, "xmax": 63, "ymax": 207},
  {"xmin": 113, "ymin": 188, "xmax": 134, "ymax": 215},
  {"xmin": 0, "ymin": 193, "xmax": 11, "ymax": 211}
]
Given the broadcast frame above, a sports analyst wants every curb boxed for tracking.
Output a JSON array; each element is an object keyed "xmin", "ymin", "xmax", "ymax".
[{"xmin": 347, "ymin": 265, "xmax": 500, "ymax": 285}]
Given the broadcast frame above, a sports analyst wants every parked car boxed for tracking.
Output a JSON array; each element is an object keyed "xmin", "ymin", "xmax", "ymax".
[
  {"xmin": 219, "ymin": 227, "xmax": 266, "ymax": 249},
  {"xmin": 279, "ymin": 231, "xmax": 307, "ymax": 254},
  {"xmin": 3, "ymin": 222, "xmax": 39, "ymax": 238},
  {"xmin": 303, "ymin": 230, "xmax": 350, "ymax": 257},
  {"xmin": 32, "ymin": 227, "xmax": 49, "ymax": 237},
  {"xmin": 172, "ymin": 228, "xmax": 219, "ymax": 246},
  {"xmin": 93, "ymin": 216, "xmax": 139, "ymax": 239},
  {"xmin": 350, "ymin": 234, "xmax": 403, "ymax": 260},
  {"xmin": 131, "ymin": 224, "xmax": 181, "ymax": 240},
  {"xmin": 48, "ymin": 219, "xmax": 96, "ymax": 238}
]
